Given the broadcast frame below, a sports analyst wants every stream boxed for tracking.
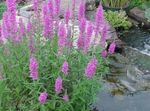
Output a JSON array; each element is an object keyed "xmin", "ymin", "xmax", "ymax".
[{"xmin": 94, "ymin": 27, "xmax": 150, "ymax": 111}]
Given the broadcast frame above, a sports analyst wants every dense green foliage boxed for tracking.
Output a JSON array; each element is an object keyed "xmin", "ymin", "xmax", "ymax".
[
  {"xmin": 0, "ymin": 32, "xmax": 109, "ymax": 110},
  {"xmin": 104, "ymin": 10, "xmax": 132, "ymax": 29}
]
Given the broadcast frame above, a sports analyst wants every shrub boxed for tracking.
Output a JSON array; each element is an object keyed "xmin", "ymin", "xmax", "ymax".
[
  {"xmin": 0, "ymin": 0, "xmax": 111, "ymax": 111},
  {"xmin": 104, "ymin": 10, "xmax": 132, "ymax": 30}
]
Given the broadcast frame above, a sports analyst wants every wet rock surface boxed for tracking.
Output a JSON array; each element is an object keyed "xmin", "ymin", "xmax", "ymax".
[
  {"xmin": 128, "ymin": 7, "xmax": 150, "ymax": 28},
  {"xmin": 94, "ymin": 27, "xmax": 150, "ymax": 111}
]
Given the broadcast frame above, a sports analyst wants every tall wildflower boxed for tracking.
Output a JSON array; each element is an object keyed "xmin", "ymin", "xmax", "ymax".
[
  {"xmin": 101, "ymin": 50, "xmax": 107, "ymax": 58},
  {"xmin": 100, "ymin": 24, "xmax": 109, "ymax": 48},
  {"xmin": 78, "ymin": 0, "xmax": 85, "ymax": 21},
  {"xmin": 108, "ymin": 42, "xmax": 116, "ymax": 54},
  {"xmin": 95, "ymin": 3, "xmax": 104, "ymax": 34},
  {"xmin": 1, "ymin": 12, "xmax": 9, "ymax": 39},
  {"xmin": 85, "ymin": 58, "xmax": 97, "ymax": 79},
  {"xmin": 42, "ymin": 3, "xmax": 49, "ymax": 38},
  {"xmin": 61, "ymin": 61, "xmax": 69, "ymax": 75},
  {"xmin": 55, "ymin": 76, "xmax": 63, "ymax": 94},
  {"xmin": 64, "ymin": 8, "xmax": 71, "ymax": 26},
  {"xmin": 32, "ymin": 0, "xmax": 39, "ymax": 16},
  {"xmin": 58, "ymin": 23, "xmax": 67, "ymax": 54},
  {"xmin": 48, "ymin": 0, "xmax": 54, "ymax": 18},
  {"xmin": 38, "ymin": 92, "xmax": 48, "ymax": 104},
  {"xmin": 54, "ymin": 0, "xmax": 61, "ymax": 29},
  {"xmin": 27, "ymin": 21, "xmax": 35, "ymax": 54},
  {"xmin": 84, "ymin": 22, "xmax": 93, "ymax": 53},
  {"xmin": 54, "ymin": 0, "xmax": 61, "ymax": 16},
  {"xmin": 6, "ymin": 0, "xmax": 17, "ymax": 42},
  {"xmin": 42, "ymin": 2, "xmax": 53, "ymax": 39},
  {"xmin": 63, "ymin": 90, "xmax": 69, "ymax": 102},
  {"xmin": 77, "ymin": 18, "xmax": 86, "ymax": 49},
  {"xmin": 18, "ymin": 18, "xmax": 26, "ymax": 41},
  {"xmin": 29, "ymin": 56, "xmax": 38, "ymax": 80}
]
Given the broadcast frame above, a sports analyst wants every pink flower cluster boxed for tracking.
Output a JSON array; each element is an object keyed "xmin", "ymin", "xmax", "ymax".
[
  {"xmin": 55, "ymin": 76, "xmax": 63, "ymax": 94},
  {"xmin": 38, "ymin": 92, "xmax": 48, "ymax": 104},
  {"xmin": 85, "ymin": 58, "xmax": 98, "ymax": 79},
  {"xmin": 29, "ymin": 56, "xmax": 38, "ymax": 80},
  {"xmin": 61, "ymin": 61, "xmax": 69, "ymax": 75},
  {"xmin": 42, "ymin": 2, "xmax": 53, "ymax": 39}
]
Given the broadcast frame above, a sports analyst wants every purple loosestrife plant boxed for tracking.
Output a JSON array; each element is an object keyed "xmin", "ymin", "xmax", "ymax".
[
  {"xmin": 1, "ymin": 12, "xmax": 9, "ymax": 39},
  {"xmin": 78, "ymin": 0, "xmax": 85, "ymax": 21},
  {"xmin": 42, "ymin": 2, "xmax": 53, "ymax": 39},
  {"xmin": 84, "ymin": 22, "xmax": 93, "ymax": 53},
  {"xmin": 100, "ymin": 24, "xmax": 109, "ymax": 48},
  {"xmin": 101, "ymin": 50, "xmax": 107, "ymax": 58},
  {"xmin": 58, "ymin": 23, "xmax": 67, "ymax": 54},
  {"xmin": 48, "ymin": 0, "xmax": 54, "ymax": 18},
  {"xmin": 27, "ymin": 21, "xmax": 35, "ymax": 54},
  {"xmin": 108, "ymin": 42, "xmax": 116, "ymax": 54},
  {"xmin": 54, "ymin": 0, "xmax": 61, "ymax": 16},
  {"xmin": 18, "ymin": 18, "xmax": 26, "ymax": 41},
  {"xmin": 32, "ymin": 0, "xmax": 39, "ymax": 16},
  {"xmin": 55, "ymin": 76, "xmax": 63, "ymax": 94},
  {"xmin": 29, "ymin": 56, "xmax": 38, "ymax": 80},
  {"xmin": 38, "ymin": 92, "xmax": 48, "ymax": 104},
  {"xmin": 77, "ymin": 18, "xmax": 86, "ymax": 50},
  {"xmin": 85, "ymin": 58, "xmax": 98, "ymax": 79},
  {"xmin": 61, "ymin": 61, "xmax": 69, "ymax": 75},
  {"xmin": 62, "ymin": 90, "xmax": 69, "ymax": 102},
  {"xmin": 64, "ymin": 8, "xmax": 71, "ymax": 26},
  {"xmin": 95, "ymin": 3, "xmax": 104, "ymax": 34}
]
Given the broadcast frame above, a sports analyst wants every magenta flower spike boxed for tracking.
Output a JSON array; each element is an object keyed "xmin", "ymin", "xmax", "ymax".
[
  {"xmin": 100, "ymin": 24, "xmax": 109, "ymax": 48},
  {"xmin": 84, "ymin": 22, "xmax": 93, "ymax": 52},
  {"xmin": 61, "ymin": 61, "xmax": 69, "ymax": 75},
  {"xmin": 58, "ymin": 23, "xmax": 67, "ymax": 48},
  {"xmin": 18, "ymin": 18, "xmax": 26, "ymax": 37},
  {"xmin": 95, "ymin": 3, "xmax": 104, "ymax": 32},
  {"xmin": 108, "ymin": 42, "xmax": 116, "ymax": 54},
  {"xmin": 79, "ymin": 17, "xmax": 86, "ymax": 34},
  {"xmin": 77, "ymin": 33, "xmax": 84, "ymax": 50},
  {"xmin": 85, "ymin": 58, "xmax": 97, "ymax": 79},
  {"xmin": 101, "ymin": 50, "xmax": 107, "ymax": 58},
  {"xmin": 29, "ymin": 56, "xmax": 38, "ymax": 80},
  {"xmin": 63, "ymin": 90, "xmax": 69, "ymax": 102},
  {"xmin": 55, "ymin": 76, "xmax": 63, "ymax": 94},
  {"xmin": 78, "ymin": 0, "xmax": 85, "ymax": 21},
  {"xmin": 32, "ymin": 0, "xmax": 39, "ymax": 15},
  {"xmin": 64, "ymin": 8, "xmax": 71, "ymax": 26},
  {"xmin": 38, "ymin": 92, "xmax": 48, "ymax": 104},
  {"xmin": 48, "ymin": 0, "xmax": 54, "ymax": 18},
  {"xmin": 54, "ymin": 0, "xmax": 61, "ymax": 16}
]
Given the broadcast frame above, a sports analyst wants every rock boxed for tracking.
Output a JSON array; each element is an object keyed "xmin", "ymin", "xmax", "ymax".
[
  {"xmin": 120, "ymin": 80, "xmax": 136, "ymax": 92},
  {"xmin": 128, "ymin": 7, "xmax": 150, "ymax": 28},
  {"xmin": 85, "ymin": 0, "xmax": 96, "ymax": 11},
  {"xmin": 18, "ymin": 5, "xmax": 34, "ymax": 18}
]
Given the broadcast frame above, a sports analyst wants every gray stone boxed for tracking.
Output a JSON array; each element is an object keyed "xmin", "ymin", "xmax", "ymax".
[
  {"xmin": 18, "ymin": 5, "xmax": 34, "ymax": 18},
  {"xmin": 128, "ymin": 7, "xmax": 150, "ymax": 28},
  {"xmin": 85, "ymin": 0, "xmax": 96, "ymax": 11}
]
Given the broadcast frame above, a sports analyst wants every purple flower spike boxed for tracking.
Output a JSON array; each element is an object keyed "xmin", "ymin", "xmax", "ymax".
[
  {"xmin": 108, "ymin": 42, "xmax": 116, "ymax": 54},
  {"xmin": 55, "ymin": 76, "xmax": 63, "ymax": 94},
  {"xmin": 78, "ymin": 0, "xmax": 85, "ymax": 21},
  {"xmin": 85, "ymin": 58, "xmax": 97, "ymax": 79},
  {"xmin": 38, "ymin": 92, "xmax": 48, "ymax": 104},
  {"xmin": 61, "ymin": 61, "xmax": 69, "ymax": 75},
  {"xmin": 101, "ymin": 50, "xmax": 107, "ymax": 58},
  {"xmin": 29, "ymin": 56, "xmax": 38, "ymax": 80}
]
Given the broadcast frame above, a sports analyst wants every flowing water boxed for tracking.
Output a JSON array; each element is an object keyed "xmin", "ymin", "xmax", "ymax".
[{"xmin": 94, "ymin": 27, "xmax": 150, "ymax": 111}]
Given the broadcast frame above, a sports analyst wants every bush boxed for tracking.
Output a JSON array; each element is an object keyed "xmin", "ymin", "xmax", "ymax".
[
  {"xmin": 0, "ymin": 1, "xmax": 111, "ymax": 110},
  {"xmin": 104, "ymin": 10, "xmax": 132, "ymax": 30}
]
